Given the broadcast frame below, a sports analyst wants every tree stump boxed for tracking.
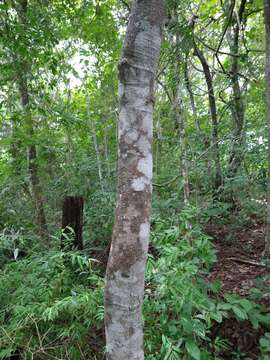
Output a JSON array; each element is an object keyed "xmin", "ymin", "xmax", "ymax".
[{"xmin": 61, "ymin": 196, "xmax": 84, "ymax": 250}]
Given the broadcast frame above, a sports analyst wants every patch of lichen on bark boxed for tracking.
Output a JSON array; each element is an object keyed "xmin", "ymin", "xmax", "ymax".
[
  {"xmin": 109, "ymin": 240, "xmax": 143, "ymax": 274},
  {"xmin": 107, "ymin": 188, "xmax": 151, "ymax": 274}
]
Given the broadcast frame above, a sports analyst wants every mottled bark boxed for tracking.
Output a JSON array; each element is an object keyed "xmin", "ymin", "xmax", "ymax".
[
  {"xmin": 104, "ymin": 1, "xmax": 165, "ymax": 359},
  {"xmin": 194, "ymin": 44, "xmax": 222, "ymax": 191},
  {"xmin": 264, "ymin": 0, "xmax": 270, "ymax": 257}
]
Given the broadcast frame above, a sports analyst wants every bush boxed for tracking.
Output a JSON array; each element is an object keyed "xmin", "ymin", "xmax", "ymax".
[{"xmin": 0, "ymin": 250, "xmax": 104, "ymax": 359}]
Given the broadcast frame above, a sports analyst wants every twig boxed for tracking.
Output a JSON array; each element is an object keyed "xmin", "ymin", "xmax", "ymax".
[
  {"xmin": 153, "ymin": 175, "xmax": 179, "ymax": 188},
  {"xmin": 216, "ymin": 0, "xmax": 235, "ymax": 54},
  {"xmin": 153, "ymin": 137, "xmax": 226, "ymax": 188},
  {"xmin": 227, "ymin": 257, "xmax": 270, "ymax": 269}
]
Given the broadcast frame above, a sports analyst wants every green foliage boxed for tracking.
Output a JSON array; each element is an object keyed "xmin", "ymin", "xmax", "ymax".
[
  {"xmin": 144, "ymin": 211, "xmax": 270, "ymax": 360},
  {"xmin": 0, "ymin": 250, "xmax": 104, "ymax": 359},
  {"xmin": 0, "ymin": 213, "xmax": 269, "ymax": 359},
  {"xmin": 259, "ymin": 333, "xmax": 270, "ymax": 359},
  {"xmin": 0, "ymin": 0, "xmax": 268, "ymax": 359}
]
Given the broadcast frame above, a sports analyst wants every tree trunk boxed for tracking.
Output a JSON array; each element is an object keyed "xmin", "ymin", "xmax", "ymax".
[
  {"xmin": 86, "ymin": 93, "xmax": 104, "ymax": 192},
  {"xmin": 174, "ymin": 46, "xmax": 190, "ymax": 205},
  {"xmin": 103, "ymin": 122, "xmax": 111, "ymax": 178},
  {"xmin": 16, "ymin": 0, "xmax": 48, "ymax": 242},
  {"xmin": 227, "ymin": 0, "xmax": 247, "ymax": 179},
  {"xmin": 104, "ymin": 1, "xmax": 165, "ymax": 359},
  {"xmin": 194, "ymin": 43, "xmax": 223, "ymax": 192},
  {"xmin": 184, "ymin": 61, "xmax": 200, "ymax": 132},
  {"xmin": 61, "ymin": 196, "xmax": 84, "ymax": 250},
  {"xmin": 19, "ymin": 78, "xmax": 48, "ymax": 242},
  {"xmin": 264, "ymin": 0, "xmax": 270, "ymax": 257}
]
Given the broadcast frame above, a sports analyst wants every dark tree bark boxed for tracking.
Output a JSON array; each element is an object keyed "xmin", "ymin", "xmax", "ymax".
[
  {"xmin": 61, "ymin": 196, "xmax": 84, "ymax": 250},
  {"xmin": 194, "ymin": 43, "xmax": 223, "ymax": 192}
]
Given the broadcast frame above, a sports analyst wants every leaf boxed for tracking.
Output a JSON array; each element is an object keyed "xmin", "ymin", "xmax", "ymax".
[
  {"xmin": 0, "ymin": 348, "xmax": 13, "ymax": 359},
  {"xmin": 232, "ymin": 306, "xmax": 248, "ymax": 321},
  {"xmin": 249, "ymin": 313, "xmax": 259, "ymax": 329},
  {"xmin": 239, "ymin": 299, "xmax": 254, "ymax": 312},
  {"xmin": 260, "ymin": 338, "xmax": 269, "ymax": 347},
  {"xmin": 217, "ymin": 302, "xmax": 232, "ymax": 311},
  {"xmin": 210, "ymin": 311, "xmax": 223, "ymax": 323},
  {"xmin": 185, "ymin": 338, "xmax": 201, "ymax": 360},
  {"xmin": 257, "ymin": 313, "xmax": 270, "ymax": 325},
  {"xmin": 210, "ymin": 280, "xmax": 221, "ymax": 293}
]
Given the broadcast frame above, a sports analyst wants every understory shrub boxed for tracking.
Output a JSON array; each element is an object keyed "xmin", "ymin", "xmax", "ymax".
[
  {"xmin": 0, "ymin": 211, "xmax": 269, "ymax": 359},
  {"xmin": 0, "ymin": 251, "xmax": 104, "ymax": 359}
]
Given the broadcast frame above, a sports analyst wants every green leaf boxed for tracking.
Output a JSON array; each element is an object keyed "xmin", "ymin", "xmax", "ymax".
[
  {"xmin": 185, "ymin": 338, "xmax": 201, "ymax": 360},
  {"xmin": 260, "ymin": 338, "xmax": 269, "ymax": 347},
  {"xmin": 217, "ymin": 302, "xmax": 232, "ymax": 311},
  {"xmin": 239, "ymin": 299, "xmax": 254, "ymax": 312},
  {"xmin": 249, "ymin": 313, "xmax": 259, "ymax": 329},
  {"xmin": 210, "ymin": 311, "xmax": 223, "ymax": 323},
  {"xmin": 232, "ymin": 306, "xmax": 248, "ymax": 321},
  {"xmin": 0, "ymin": 348, "xmax": 13, "ymax": 359}
]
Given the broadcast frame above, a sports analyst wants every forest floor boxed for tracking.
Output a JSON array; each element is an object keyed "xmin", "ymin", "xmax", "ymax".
[
  {"xmin": 205, "ymin": 221, "xmax": 269, "ymax": 305},
  {"xmin": 204, "ymin": 221, "xmax": 270, "ymax": 358},
  {"xmin": 93, "ymin": 220, "xmax": 270, "ymax": 358}
]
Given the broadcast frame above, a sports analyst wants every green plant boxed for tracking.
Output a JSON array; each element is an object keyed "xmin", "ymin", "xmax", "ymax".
[
  {"xmin": 0, "ymin": 250, "xmax": 104, "ymax": 359},
  {"xmin": 145, "ymin": 213, "xmax": 218, "ymax": 359},
  {"xmin": 259, "ymin": 332, "xmax": 270, "ymax": 359},
  {"xmin": 144, "ymin": 212, "xmax": 270, "ymax": 360}
]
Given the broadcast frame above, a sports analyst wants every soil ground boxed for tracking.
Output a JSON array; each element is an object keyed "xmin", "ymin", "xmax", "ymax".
[
  {"xmin": 204, "ymin": 221, "xmax": 270, "ymax": 359},
  {"xmin": 205, "ymin": 221, "xmax": 270, "ymax": 304}
]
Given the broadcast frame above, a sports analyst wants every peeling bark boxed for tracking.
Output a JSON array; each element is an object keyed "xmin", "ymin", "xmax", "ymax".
[{"xmin": 104, "ymin": 1, "xmax": 165, "ymax": 359}]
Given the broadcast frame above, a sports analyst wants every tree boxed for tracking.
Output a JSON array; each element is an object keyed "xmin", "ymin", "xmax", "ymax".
[
  {"xmin": 193, "ymin": 40, "xmax": 223, "ymax": 192},
  {"xmin": 104, "ymin": 1, "xmax": 165, "ymax": 359},
  {"xmin": 226, "ymin": 0, "xmax": 247, "ymax": 179},
  {"xmin": 14, "ymin": 0, "xmax": 49, "ymax": 241},
  {"xmin": 264, "ymin": 0, "xmax": 270, "ymax": 256},
  {"xmin": 174, "ymin": 63, "xmax": 190, "ymax": 206}
]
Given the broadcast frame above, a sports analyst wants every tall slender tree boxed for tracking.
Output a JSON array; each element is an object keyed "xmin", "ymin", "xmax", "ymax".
[
  {"xmin": 264, "ymin": 0, "xmax": 270, "ymax": 256},
  {"xmin": 227, "ymin": 0, "xmax": 247, "ymax": 179},
  {"xmin": 104, "ymin": 1, "xmax": 165, "ymax": 359},
  {"xmin": 193, "ymin": 42, "xmax": 223, "ymax": 192},
  {"xmin": 174, "ymin": 36, "xmax": 190, "ymax": 205},
  {"xmin": 16, "ymin": 0, "xmax": 48, "ymax": 241}
]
